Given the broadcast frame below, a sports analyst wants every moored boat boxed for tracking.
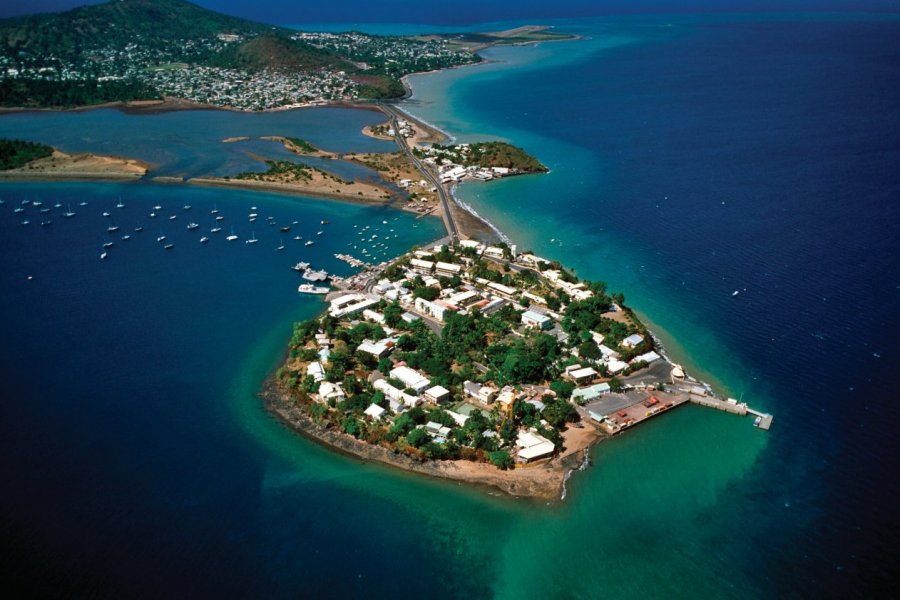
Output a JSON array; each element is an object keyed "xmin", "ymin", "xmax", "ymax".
[{"xmin": 297, "ymin": 283, "xmax": 330, "ymax": 295}]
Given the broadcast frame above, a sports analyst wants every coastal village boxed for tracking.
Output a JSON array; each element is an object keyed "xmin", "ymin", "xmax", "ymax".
[{"xmin": 276, "ymin": 238, "xmax": 763, "ymax": 480}]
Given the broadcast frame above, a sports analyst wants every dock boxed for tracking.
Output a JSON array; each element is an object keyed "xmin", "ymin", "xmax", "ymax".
[
  {"xmin": 747, "ymin": 408, "xmax": 774, "ymax": 430},
  {"xmin": 688, "ymin": 394, "xmax": 773, "ymax": 431}
]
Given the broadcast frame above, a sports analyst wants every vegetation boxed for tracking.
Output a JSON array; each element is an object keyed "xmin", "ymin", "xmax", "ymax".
[
  {"xmin": 0, "ymin": 77, "xmax": 158, "ymax": 108},
  {"xmin": 417, "ymin": 141, "xmax": 548, "ymax": 173},
  {"xmin": 285, "ymin": 137, "xmax": 318, "ymax": 154},
  {"xmin": 0, "ymin": 0, "xmax": 482, "ymax": 107},
  {"xmin": 235, "ymin": 160, "xmax": 349, "ymax": 185},
  {"xmin": 0, "ymin": 138, "xmax": 53, "ymax": 170}
]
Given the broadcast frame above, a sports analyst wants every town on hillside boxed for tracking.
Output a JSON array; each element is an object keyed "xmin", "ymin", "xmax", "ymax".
[{"xmin": 277, "ymin": 240, "xmax": 735, "ymax": 470}]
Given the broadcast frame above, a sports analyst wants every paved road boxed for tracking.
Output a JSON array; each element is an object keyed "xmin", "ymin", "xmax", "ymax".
[{"xmin": 379, "ymin": 103, "xmax": 460, "ymax": 242}]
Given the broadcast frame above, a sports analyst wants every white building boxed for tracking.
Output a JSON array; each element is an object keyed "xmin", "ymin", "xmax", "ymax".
[
  {"xmin": 415, "ymin": 297, "xmax": 450, "ymax": 322},
  {"xmin": 631, "ymin": 351, "xmax": 661, "ymax": 365},
  {"xmin": 487, "ymin": 282, "xmax": 518, "ymax": 299},
  {"xmin": 317, "ymin": 381, "xmax": 345, "ymax": 403},
  {"xmin": 389, "ymin": 366, "xmax": 431, "ymax": 394},
  {"xmin": 410, "ymin": 258, "xmax": 435, "ymax": 274},
  {"xmin": 622, "ymin": 334, "xmax": 645, "ymax": 348},
  {"xmin": 306, "ymin": 361, "xmax": 325, "ymax": 383},
  {"xmin": 521, "ymin": 310, "xmax": 552, "ymax": 330},
  {"xmin": 568, "ymin": 367, "xmax": 598, "ymax": 384},
  {"xmin": 357, "ymin": 338, "xmax": 394, "ymax": 358},
  {"xmin": 373, "ymin": 378, "xmax": 420, "ymax": 407},
  {"xmin": 364, "ymin": 403, "xmax": 386, "ymax": 420},
  {"xmin": 423, "ymin": 385, "xmax": 451, "ymax": 404},
  {"xmin": 435, "ymin": 261, "xmax": 462, "ymax": 277},
  {"xmin": 516, "ymin": 430, "xmax": 555, "ymax": 462}
]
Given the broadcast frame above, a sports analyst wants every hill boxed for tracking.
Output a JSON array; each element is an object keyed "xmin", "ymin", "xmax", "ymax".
[{"xmin": 0, "ymin": 0, "xmax": 481, "ymax": 109}]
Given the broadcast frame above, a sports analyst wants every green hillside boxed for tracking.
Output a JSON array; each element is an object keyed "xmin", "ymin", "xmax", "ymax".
[{"xmin": 0, "ymin": 0, "xmax": 481, "ymax": 108}]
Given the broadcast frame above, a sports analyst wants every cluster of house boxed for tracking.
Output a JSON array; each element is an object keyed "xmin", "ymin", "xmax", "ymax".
[
  {"xmin": 290, "ymin": 31, "xmax": 479, "ymax": 78},
  {"xmin": 412, "ymin": 144, "xmax": 515, "ymax": 184},
  {"xmin": 297, "ymin": 241, "xmax": 668, "ymax": 463}
]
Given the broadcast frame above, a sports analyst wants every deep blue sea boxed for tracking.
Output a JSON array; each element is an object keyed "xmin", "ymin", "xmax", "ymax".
[{"xmin": 1, "ymin": 11, "xmax": 898, "ymax": 599}]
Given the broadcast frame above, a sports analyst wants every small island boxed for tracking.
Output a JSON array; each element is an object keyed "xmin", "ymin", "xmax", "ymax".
[{"xmin": 264, "ymin": 240, "xmax": 735, "ymax": 500}]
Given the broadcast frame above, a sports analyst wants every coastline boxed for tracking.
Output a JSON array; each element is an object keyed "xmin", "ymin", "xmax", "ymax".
[
  {"xmin": 260, "ymin": 374, "xmax": 602, "ymax": 502},
  {"xmin": 0, "ymin": 150, "xmax": 149, "ymax": 181}
]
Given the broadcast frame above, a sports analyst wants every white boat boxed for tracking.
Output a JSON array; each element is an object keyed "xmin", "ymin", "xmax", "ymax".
[
  {"xmin": 121, "ymin": 234, "xmax": 131, "ymax": 241},
  {"xmin": 732, "ymin": 290, "xmax": 739, "ymax": 297},
  {"xmin": 116, "ymin": 198, "xmax": 125, "ymax": 208},
  {"xmin": 211, "ymin": 205, "xmax": 219, "ymax": 214},
  {"xmin": 13, "ymin": 207, "xmax": 24, "ymax": 214},
  {"xmin": 33, "ymin": 200, "xmax": 42, "ymax": 207},
  {"xmin": 226, "ymin": 228, "xmax": 238, "ymax": 241},
  {"xmin": 103, "ymin": 241, "xmax": 114, "ymax": 249},
  {"xmin": 63, "ymin": 204, "xmax": 75, "ymax": 218},
  {"xmin": 102, "ymin": 212, "xmax": 110, "ymax": 217},
  {"xmin": 135, "ymin": 225, "xmax": 144, "ymax": 232},
  {"xmin": 100, "ymin": 251, "xmax": 107, "ymax": 260},
  {"xmin": 292, "ymin": 261, "xmax": 310, "ymax": 272},
  {"xmin": 183, "ymin": 205, "xmax": 191, "ymax": 210},
  {"xmin": 245, "ymin": 232, "xmax": 258, "ymax": 245},
  {"xmin": 54, "ymin": 202, "xmax": 62, "ymax": 208},
  {"xmin": 164, "ymin": 243, "xmax": 174, "ymax": 250},
  {"xmin": 107, "ymin": 225, "xmax": 119, "ymax": 232},
  {"xmin": 302, "ymin": 268, "xmax": 329, "ymax": 282},
  {"xmin": 21, "ymin": 220, "xmax": 30, "ymax": 225},
  {"xmin": 297, "ymin": 284, "xmax": 329, "ymax": 295},
  {"xmin": 317, "ymin": 231, "xmax": 323, "ymax": 235},
  {"xmin": 211, "ymin": 226, "xmax": 222, "ymax": 233},
  {"xmin": 153, "ymin": 205, "xmax": 162, "ymax": 210},
  {"xmin": 216, "ymin": 215, "xmax": 224, "ymax": 221},
  {"xmin": 200, "ymin": 236, "xmax": 209, "ymax": 243},
  {"xmin": 187, "ymin": 222, "xmax": 199, "ymax": 230},
  {"xmin": 41, "ymin": 220, "xmax": 52, "ymax": 227},
  {"xmin": 79, "ymin": 201, "xmax": 88, "ymax": 207},
  {"xmin": 305, "ymin": 240, "xmax": 314, "ymax": 246},
  {"xmin": 294, "ymin": 235, "xmax": 302, "ymax": 240},
  {"xmin": 157, "ymin": 234, "xmax": 166, "ymax": 242},
  {"xmin": 169, "ymin": 215, "xmax": 177, "ymax": 220},
  {"xmin": 248, "ymin": 213, "xmax": 258, "ymax": 219},
  {"xmin": 149, "ymin": 212, "xmax": 156, "ymax": 218}
]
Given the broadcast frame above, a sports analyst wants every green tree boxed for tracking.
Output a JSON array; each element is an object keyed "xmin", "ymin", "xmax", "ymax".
[{"xmin": 489, "ymin": 450, "xmax": 514, "ymax": 470}]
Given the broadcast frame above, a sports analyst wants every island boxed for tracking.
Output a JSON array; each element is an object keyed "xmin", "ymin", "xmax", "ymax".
[{"xmin": 263, "ymin": 239, "xmax": 763, "ymax": 500}]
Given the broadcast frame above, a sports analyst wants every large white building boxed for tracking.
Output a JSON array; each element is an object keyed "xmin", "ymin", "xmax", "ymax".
[
  {"xmin": 389, "ymin": 366, "xmax": 431, "ymax": 394},
  {"xmin": 415, "ymin": 297, "xmax": 450, "ymax": 322}
]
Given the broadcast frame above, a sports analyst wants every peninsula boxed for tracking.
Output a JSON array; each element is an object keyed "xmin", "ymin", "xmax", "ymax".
[{"xmin": 0, "ymin": 1, "xmax": 771, "ymax": 502}]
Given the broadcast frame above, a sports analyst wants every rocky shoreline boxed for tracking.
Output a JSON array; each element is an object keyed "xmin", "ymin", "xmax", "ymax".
[{"xmin": 259, "ymin": 376, "xmax": 599, "ymax": 502}]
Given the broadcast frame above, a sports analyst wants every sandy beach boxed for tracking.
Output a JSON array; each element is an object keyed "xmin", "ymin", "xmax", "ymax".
[
  {"xmin": 186, "ymin": 176, "xmax": 395, "ymax": 204},
  {"xmin": 0, "ymin": 150, "xmax": 149, "ymax": 181}
]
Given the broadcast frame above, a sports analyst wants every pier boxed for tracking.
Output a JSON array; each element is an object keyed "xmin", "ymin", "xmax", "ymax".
[{"xmin": 688, "ymin": 394, "xmax": 773, "ymax": 431}]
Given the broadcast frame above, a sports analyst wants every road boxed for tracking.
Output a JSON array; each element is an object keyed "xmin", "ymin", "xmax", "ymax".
[{"xmin": 379, "ymin": 103, "xmax": 460, "ymax": 242}]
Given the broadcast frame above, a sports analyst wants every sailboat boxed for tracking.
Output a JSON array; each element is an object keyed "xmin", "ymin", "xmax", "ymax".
[
  {"xmin": 226, "ymin": 227, "xmax": 238, "ymax": 242},
  {"xmin": 211, "ymin": 204, "xmax": 219, "ymax": 214},
  {"xmin": 63, "ymin": 204, "xmax": 76, "ymax": 218},
  {"xmin": 187, "ymin": 222, "xmax": 199, "ymax": 230},
  {"xmin": 157, "ymin": 231, "xmax": 166, "ymax": 242},
  {"xmin": 107, "ymin": 224, "xmax": 119, "ymax": 233},
  {"xmin": 276, "ymin": 237, "xmax": 285, "ymax": 251},
  {"xmin": 135, "ymin": 223, "xmax": 144, "ymax": 232},
  {"xmin": 116, "ymin": 197, "xmax": 125, "ymax": 208},
  {"xmin": 200, "ymin": 236, "xmax": 209, "ymax": 243},
  {"xmin": 245, "ymin": 231, "xmax": 258, "ymax": 245}
]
